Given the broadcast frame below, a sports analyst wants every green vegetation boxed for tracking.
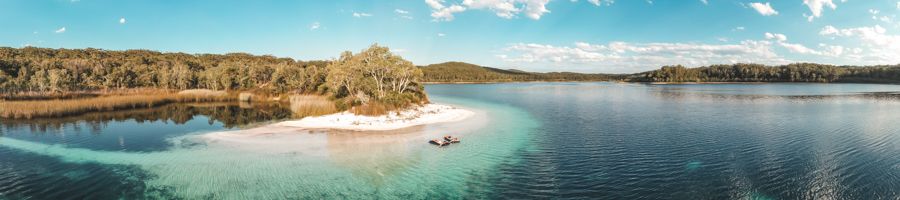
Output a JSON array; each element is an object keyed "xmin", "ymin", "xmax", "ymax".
[
  {"xmin": 419, "ymin": 62, "xmax": 618, "ymax": 82},
  {"xmin": 0, "ymin": 44, "xmax": 425, "ymax": 117},
  {"xmin": 629, "ymin": 63, "xmax": 900, "ymax": 83},
  {"xmin": 327, "ymin": 45, "xmax": 427, "ymax": 114},
  {"xmin": 0, "ymin": 46, "xmax": 328, "ymax": 95}
]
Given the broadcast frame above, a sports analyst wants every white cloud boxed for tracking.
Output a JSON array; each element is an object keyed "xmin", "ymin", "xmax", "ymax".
[
  {"xmin": 463, "ymin": 0, "xmax": 520, "ymax": 19},
  {"xmin": 778, "ymin": 42, "xmax": 820, "ymax": 55},
  {"xmin": 897, "ymin": 1, "xmax": 899, "ymax": 9},
  {"xmin": 427, "ymin": 0, "xmax": 553, "ymax": 21},
  {"xmin": 700, "ymin": 0, "xmax": 708, "ymax": 5},
  {"xmin": 310, "ymin": 22, "xmax": 321, "ymax": 30},
  {"xmin": 748, "ymin": 2, "xmax": 778, "ymax": 16},
  {"xmin": 802, "ymin": 0, "xmax": 839, "ymax": 22},
  {"xmin": 438, "ymin": 33, "xmax": 446, "ymax": 37},
  {"xmin": 353, "ymin": 12, "xmax": 373, "ymax": 17},
  {"xmin": 55, "ymin": 27, "xmax": 66, "ymax": 33},
  {"xmin": 427, "ymin": 0, "xmax": 467, "ymax": 21},
  {"xmin": 733, "ymin": 26, "xmax": 746, "ymax": 31},
  {"xmin": 522, "ymin": 0, "xmax": 552, "ymax": 20},
  {"xmin": 819, "ymin": 25, "xmax": 900, "ymax": 63},
  {"xmin": 761, "ymin": 32, "xmax": 843, "ymax": 56},
  {"xmin": 119, "ymin": 17, "xmax": 126, "ymax": 24},
  {"xmin": 587, "ymin": 0, "xmax": 614, "ymax": 6},
  {"xmin": 764, "ymin": 32, "xmax": 787, "ymax": 41},
  {"xmin": 497, "ymin": 41, "xmax": 789, "ymax": 72}
]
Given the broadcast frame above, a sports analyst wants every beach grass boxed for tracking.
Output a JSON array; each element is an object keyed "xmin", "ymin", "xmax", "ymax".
[{"xmin": 289, "ymin": 95, "xmax": 339, "ymax": 118}]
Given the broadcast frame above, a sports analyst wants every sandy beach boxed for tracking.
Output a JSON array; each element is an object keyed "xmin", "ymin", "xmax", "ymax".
[{"xmin": 276, "ymin": 104, "xmax": 475, "ymax": 131}]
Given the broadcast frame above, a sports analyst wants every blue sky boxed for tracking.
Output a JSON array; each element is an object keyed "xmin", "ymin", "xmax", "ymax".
[{"xmin": 1, "ymin": 0, "xmax": 898, "ymax": 73}]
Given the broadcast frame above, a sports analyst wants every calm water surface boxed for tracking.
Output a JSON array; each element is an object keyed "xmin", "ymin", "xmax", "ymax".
[{"xmin": 2, "ymin": 83, "xmax": 900, "ymax": 199}]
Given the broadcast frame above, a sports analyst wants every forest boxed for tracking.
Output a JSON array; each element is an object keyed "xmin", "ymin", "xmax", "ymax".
[
  {"xmin": 419, "ymin": 62, "xmax": 619, "ymax": 82},
  {"xmin": 0, "ymin": 45, "xmax": 426, "ymax": 116},
  {"xmin": 630, "ymin": 63, "xmax": 900, "ymax": 83}
]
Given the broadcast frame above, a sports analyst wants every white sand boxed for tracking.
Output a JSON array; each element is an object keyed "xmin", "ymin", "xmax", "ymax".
[{"xmin": 277, "ymin": 104, "xmax": 475, "ymax": 131}]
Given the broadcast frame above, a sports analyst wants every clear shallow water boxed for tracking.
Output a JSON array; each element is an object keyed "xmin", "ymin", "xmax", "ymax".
[{"xmin": 2, "ymin": 83, "xmax": 900, "ymax": 199}]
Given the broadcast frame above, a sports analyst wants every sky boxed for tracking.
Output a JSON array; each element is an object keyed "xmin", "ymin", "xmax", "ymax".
[{"xmin": 1, "ymin": 0, "xmax": 898, "ymax": 73}]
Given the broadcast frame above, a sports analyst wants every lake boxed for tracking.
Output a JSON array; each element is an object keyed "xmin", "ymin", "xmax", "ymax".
[{"xmin": 2, "ymin": 83, "xmax": 900, "ymax": 199}]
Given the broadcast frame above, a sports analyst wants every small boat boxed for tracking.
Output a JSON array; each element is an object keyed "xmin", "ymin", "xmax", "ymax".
[
  {"xmin": 429, "ymin": 139, "xmax": 449, "ymax": 146},
  {"xmin": 444, "ymin": 135, "xmax": 460, "ymax": 143}
]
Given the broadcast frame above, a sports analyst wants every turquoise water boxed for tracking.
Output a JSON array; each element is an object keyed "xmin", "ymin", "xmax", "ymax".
[
  {"xmin": 3, "ymin": 83, "xmax": 900, "ymax": 199},
  {"xmin": 0, "ymin": 96, "xmax": 539, "ymax": 199}
]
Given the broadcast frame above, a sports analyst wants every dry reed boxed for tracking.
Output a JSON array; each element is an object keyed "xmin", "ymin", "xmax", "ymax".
[
  {"xmin": 289, "ymin": 95, "xmax": 338, "ymax": 118},
  {"xmin": 0, "ymin": 95, "xmax": 176, "ymax": 119},
  {"xmin": 0, "ymin": 89, "xmax": 241, "ymax": 119}
]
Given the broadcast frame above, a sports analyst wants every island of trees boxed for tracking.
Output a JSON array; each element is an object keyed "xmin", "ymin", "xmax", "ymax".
[{"xmin": 0, "ymin": 45, "xmax": 425, "ymax": 118}]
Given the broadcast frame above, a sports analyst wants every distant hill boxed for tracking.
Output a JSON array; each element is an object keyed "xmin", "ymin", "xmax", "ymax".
[{"xmin": 419, "ymin": 62, "xmax": 619, "ymax": 83}]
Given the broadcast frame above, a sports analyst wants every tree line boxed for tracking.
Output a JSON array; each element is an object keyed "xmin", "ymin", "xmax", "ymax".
[
  {"xmin": 0, "ymin": 45, "xmax": 426, "ymax": 108},
  {"xmin": 419, "ymin": 62, "xmax": 619, "ymax": 82},
  {"xmin": 630, "ymin": 63, "xmax": 900, "ymax": 83}
]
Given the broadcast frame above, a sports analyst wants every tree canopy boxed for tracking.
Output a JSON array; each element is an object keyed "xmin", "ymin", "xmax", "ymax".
[
  {"xmin": 0, "ymin": 45, "xmax": 426, "ymax": 110},
  {"xmin": 326, "ymin": 45, "xmax": 426, "ymax": 108}
]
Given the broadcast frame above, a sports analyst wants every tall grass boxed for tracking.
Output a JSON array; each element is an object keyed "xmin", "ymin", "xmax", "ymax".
[
  {"xmin": 289, "ymin": 95, "xmax": 338, "ymax": 118},
  {"xmin": 0, "ymin": 89, "xmax": 239, "ymax": 119},
  {"xmin": 0, "ymin": 95, "xmax": 176, "ymax": 119},
  {"xmin": 176, "ymin": 89, "xmax": 235, "ymax": 102}
]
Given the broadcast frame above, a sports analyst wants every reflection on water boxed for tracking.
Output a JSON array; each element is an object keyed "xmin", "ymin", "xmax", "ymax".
[{"xmin": 0, "ymin": 102, "xmax": 293, "ymax": 133}]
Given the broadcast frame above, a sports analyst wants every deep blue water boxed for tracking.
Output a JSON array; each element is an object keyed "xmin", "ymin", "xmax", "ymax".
[
  {"xmin": 426, "ymin": 82, "xmax": 900, "ymax": 199},
  {"xmin": 2, "ymin": 83, "xmax": 900, "ymax": 199}
]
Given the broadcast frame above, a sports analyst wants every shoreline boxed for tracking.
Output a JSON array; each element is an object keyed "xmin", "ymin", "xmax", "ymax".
[{"xmin": 276, "ymin": 103, "xmax": 475, "ymax": 131}]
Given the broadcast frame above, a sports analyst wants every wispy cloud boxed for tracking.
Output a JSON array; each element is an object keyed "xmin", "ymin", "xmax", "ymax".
[
  {"xmin": 55, "ymin": 27, "xmax": 66, "ymax": 33},
  {"xmin": 310, "ymin": 22, "xmax": 320, "ymax": 30},
  {"xmin": 587, "ymin": 0, "xmax": 614, "ymax": 6},
  {"xmin": 119, "ymin": 17, "xmax": 126, "ymax": 24},
  {"xmin": 395, "ymin": 9, "xmax": 413, "ymax": 19},
  {"xmin": 352, "ymin": 12, "xmax": 372, "ymax": 17}
]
